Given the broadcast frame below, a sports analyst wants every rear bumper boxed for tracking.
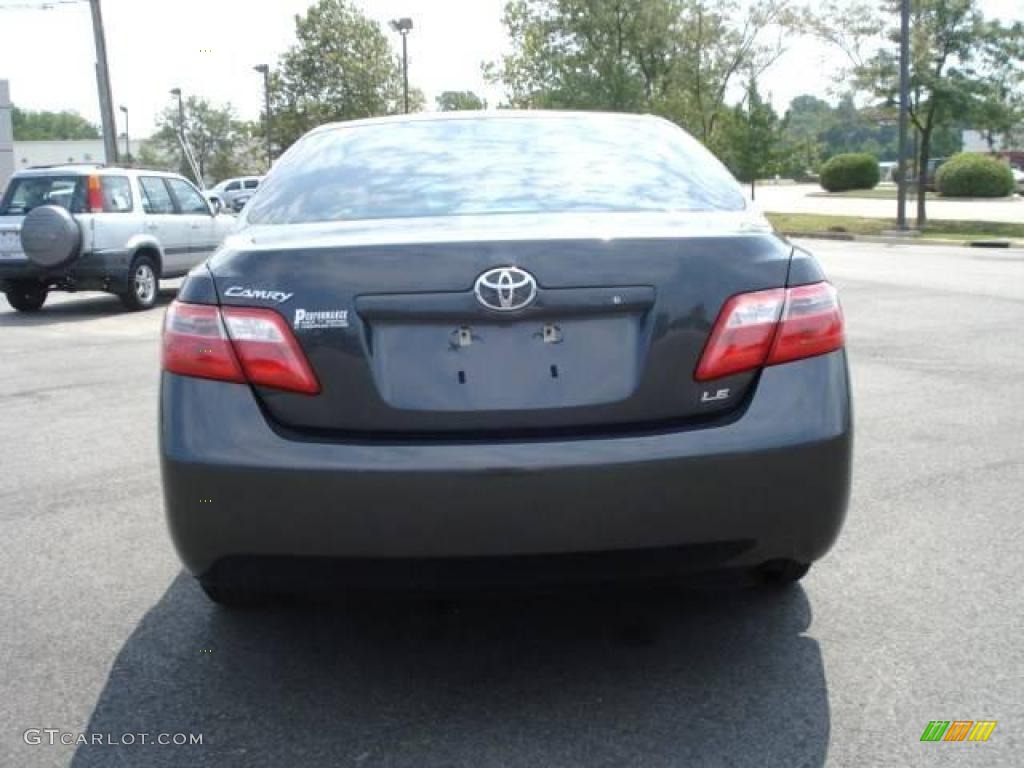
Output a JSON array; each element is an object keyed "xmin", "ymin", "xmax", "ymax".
[
  {"xmin": 160, "ymin": 351, "xmax": 852, "ymax": 581},
  {"xmin": 0, "ymin": 249, "xmax": 130, "ymax": 290}
]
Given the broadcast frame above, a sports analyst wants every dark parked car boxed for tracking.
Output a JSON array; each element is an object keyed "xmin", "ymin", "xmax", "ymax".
[
  {"xmin": 159, "ymin": 112, "xmax": 852, "ymax": 606},
  {"xmin": 924, "ymin": 157, "xmax": 947, "ymax": 191}
]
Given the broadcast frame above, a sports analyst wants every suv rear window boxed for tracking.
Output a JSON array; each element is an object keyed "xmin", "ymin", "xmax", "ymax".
[
  {"xmin": 246, "ymin": 116, "xmax": 746, "ymax": 225},
  {"xmin": 0, "ymin": 176, "xmax": 85, "ymax": 215},
  {"xmin": 101, "ymin": 176, "xmax": 133, "ymax": 213}
]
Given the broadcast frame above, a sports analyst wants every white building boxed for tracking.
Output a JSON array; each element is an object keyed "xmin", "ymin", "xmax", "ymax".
[
  {"xmin": 962, "ymin": 129, "xmax": 1022, "ymax": 153},
  {"xmin": 0, "ymin": 80, "xmax": 13, "ymax": 191},
  {"xmin": 11, "ymin": 138, "xmax": 147, "ymax": 170}
]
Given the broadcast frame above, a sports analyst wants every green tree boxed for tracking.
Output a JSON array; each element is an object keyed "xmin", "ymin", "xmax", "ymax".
[
  {"xmin": 834, "ymin": 0, "xmax": 1023, "ymax": 224},
  {"xmin": 719, "ymin": 78, "xmax": 788, "ymax": 186},
  {"xmin": 487, "ymin": 0, "xmax": 800, "ymax": 143},
  {"xmin": 436, "ymin": 91, "xmax": 486, "ymax": 111},
  {"xmin": 805, "ymin": 0, "xmax": 882, "ymax": 73},
  {"xmin": 969, "ymin": 20, "xmax": 1024, "ymax": 151},
  {"xmin": 819, "ymin": 96, "xmax": 899, "ymax": 161},
  {"xmin": 781, "ymin": 95, "xmax": 833, "ymax": 172},
  {"xmin": 671, "ymin": 0, "xmax": 798, "ymax": 143},
  {"xmin": 12, "ymin": 107, "xmax": 100, "ymax": 141},
  {"xmin": 135, "ymin": 141, "xmax": 175, "ymax": 173},
  {"xmin": 267, "ymin": 0, "xmax": 424, "ymax": 151},
  {"xmin": 151, "ymin": 97, "xmax": 255, "ymax": 184}
]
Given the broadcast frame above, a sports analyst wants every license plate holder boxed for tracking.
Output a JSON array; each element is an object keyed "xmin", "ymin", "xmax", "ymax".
[
  {"xmin": 369, "ymin": 316, "xmax": 641, "ymax": 411},
  {"xmin": 0, "ymin": 231, "xmax": 24, "ymax": 260}
]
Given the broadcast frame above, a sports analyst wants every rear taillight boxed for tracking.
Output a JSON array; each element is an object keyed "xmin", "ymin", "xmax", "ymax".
[
  {"xmin": 695, "ymin": 288, "xmax": 785, "ymax": 381},
  {"xmin": 695, "ymin": 281, "xmax": 843, "ymax": 381},
  {"xmin": 162, "ymin": 301, "xmax": 320, "ymax": 395},
  {"xmin": 221, "ymin": 307, "xmax": 320, "ymax": 394},
  {"xmin": 87, "ymin": 175, "xmax": 104, "ymax": 213},
  {"xmin": 767, "ymin": 282, "xmax": 844, "ymax": 366},
  {"xmin": 162, "ymin": 302, "xmax": 245, "ymax": 384}
]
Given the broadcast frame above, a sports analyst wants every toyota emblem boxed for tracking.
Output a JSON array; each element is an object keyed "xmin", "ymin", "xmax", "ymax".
[{"xmin": 474, "ymin": 266, "xmax": 537, "ymax": 312}]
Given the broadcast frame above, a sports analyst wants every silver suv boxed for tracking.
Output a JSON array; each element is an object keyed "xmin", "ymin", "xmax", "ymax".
[{"xmin": 0, "ymin": 165, "xmax": 234, "ymax": 311}]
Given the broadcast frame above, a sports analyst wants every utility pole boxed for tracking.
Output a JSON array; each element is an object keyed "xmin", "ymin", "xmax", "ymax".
[
  {"xmin": 389, "ymin": 18, "xmax": 413, "ymax": 114},
  {"xmin": 88, "ymin": 0, "xmax": 118, "ymax": 164},
  {"xmin": 253, "ymin": 64, "xmax": 273, "ymax": 170},
  {"xmin": 895, "ymin": 0, "xmax": 911, "ymax": 230}
]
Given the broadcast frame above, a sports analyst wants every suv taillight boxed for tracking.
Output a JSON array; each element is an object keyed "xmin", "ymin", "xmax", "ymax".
[
  {"xmin": 162, "ymin": 301, "xmax": 320, "ymax": 395},
  {"xmin": 695, "ymin": 281, "xmax": 844, "ymax": 381},
  {"xmin": 87, "ymin": 175, "xmax": 104, "ymax": 213}
]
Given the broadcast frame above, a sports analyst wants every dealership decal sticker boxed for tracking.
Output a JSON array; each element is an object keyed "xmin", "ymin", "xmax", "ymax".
[
  {"xmin": 920, "ymin": 720, "xmax": 997, "ymax": 742},
  {"xmin": 294, "ymin": 308, "xmax": 349, "ymax": 330}
]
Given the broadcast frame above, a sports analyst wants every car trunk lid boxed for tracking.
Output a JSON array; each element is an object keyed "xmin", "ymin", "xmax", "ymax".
[{"xmin": 208, "ymin": 212, "xmax": 792, "ymax": 436}]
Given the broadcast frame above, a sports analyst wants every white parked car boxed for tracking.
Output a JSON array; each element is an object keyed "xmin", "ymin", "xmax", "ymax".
[
  {"xmin": 206, "ymin": 175, "xmax": 263, "ymax": 213},
  {"xmin": 0, "ymin": 165, "xmax": 234, "ymax": 312},
  {"xmin": 1011, "ymin": 166, "xmax": 1024, "ymax": 195}
]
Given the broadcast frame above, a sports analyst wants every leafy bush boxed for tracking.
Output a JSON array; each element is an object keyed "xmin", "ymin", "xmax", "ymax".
[
  {"xmin": 935, "ymin": 153, "xmax": 1014, "ymax": 198},
  {"xmin": 819, "ymin": 153, "xmax": 880, "ymax": 192}
]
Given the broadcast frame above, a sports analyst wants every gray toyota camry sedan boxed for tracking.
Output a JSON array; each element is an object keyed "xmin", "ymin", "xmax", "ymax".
[{"xmin": 159, "ymin": 111, "xmax": 851, "ymax": 606}]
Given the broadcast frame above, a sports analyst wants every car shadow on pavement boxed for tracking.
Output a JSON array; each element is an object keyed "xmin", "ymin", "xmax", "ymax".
[
  {"xmin": 0, "ymin": 289, "xmax": 177, "ymax": 326},
  {"xmin": 71, "ymin": 573, "xmax": 828, "ymax": 768}
]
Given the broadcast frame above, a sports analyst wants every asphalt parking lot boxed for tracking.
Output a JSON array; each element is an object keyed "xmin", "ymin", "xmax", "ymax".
[{"xmin": 1, "ymin": 239, "xmax": 1021, "ymax": 767}]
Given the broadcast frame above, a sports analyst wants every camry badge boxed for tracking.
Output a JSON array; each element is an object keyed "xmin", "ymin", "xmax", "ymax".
[
  {"xmin": 224, "ymin": 286, "xmax": 293, "ymax": 303},
  {"xmin": 474, "ymin": 267, "xmax": 537, "ymax": 312}
]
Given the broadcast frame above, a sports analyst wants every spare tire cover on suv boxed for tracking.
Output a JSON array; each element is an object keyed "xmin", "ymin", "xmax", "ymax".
[{"xmin": 20, "ymin": 205, "xmax": 82, "ymax": 269}]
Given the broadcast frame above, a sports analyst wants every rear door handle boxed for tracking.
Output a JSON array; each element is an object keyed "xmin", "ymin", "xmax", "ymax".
[
  {"xmin": 190, "ymin": 223, "xmax": 202, "ymax": 229},
  {"xmin": 145, "ymin": 222, "xmax": 158, "ymax": 231}
]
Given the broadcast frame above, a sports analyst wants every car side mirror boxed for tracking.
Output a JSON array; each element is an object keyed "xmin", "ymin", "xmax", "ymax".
[{"xmin": 209, "ymin": 198, "xmax": 222, "ymax": 215}]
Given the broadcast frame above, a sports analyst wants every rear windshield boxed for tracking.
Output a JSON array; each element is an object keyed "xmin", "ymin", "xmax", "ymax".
[
  {"xmin": 246, "ymin": 115, "xmax": 746, "ymax": 225},
  {"xmin": 0, "ymin": 176, "xmax": 85, "ymax": 215}
]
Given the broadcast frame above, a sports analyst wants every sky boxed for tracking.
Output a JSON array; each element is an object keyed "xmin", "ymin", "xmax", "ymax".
[{"xmin": 0, "ymin": 0, "xmax": 1021, "ymax": 137}]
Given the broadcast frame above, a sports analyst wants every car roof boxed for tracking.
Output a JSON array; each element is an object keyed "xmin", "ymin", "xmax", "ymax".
[
  {"xmin": 309, "ymin": 109, "xmax": 671, "ymax": 137},
  {"xmin": 12, "ymin": 166, "xmax": 185, "ymax": 180}
]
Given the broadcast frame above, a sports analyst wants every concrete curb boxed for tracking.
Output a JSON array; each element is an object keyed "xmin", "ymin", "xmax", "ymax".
[
  {"xmin": 806, "ymin": 192, "xmax": 1023, "ymax": 203},
  {"xmin": 779, "ymin": 231, "xmax": 1024, "ymax": 249}
]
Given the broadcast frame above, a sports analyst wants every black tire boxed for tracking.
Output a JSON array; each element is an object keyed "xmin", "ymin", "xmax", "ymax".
[
  {"xmin": 5, "ymin": 281, "xmax": 48, "ymax": 312},
  {"xmin": 757, "ymin": 560, "xmax": 810, "ymax": 588},
  {"xmin": 119, "ymin": 254, "xmax": 159, "ymax": 311},
  {"xmin": 198, "ymin": 578, "xmax": 269, "ymax": 609}
]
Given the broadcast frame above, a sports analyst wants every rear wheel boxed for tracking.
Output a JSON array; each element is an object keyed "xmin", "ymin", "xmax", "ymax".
[
  {"xmin": 198, "ymin": 578, "xmax": 269, "ymax": 609},
  {"xmin": 5, "ymin": 281, "xmax": 48, "ymax": 312},
  {"xmin": 120, "ymin": 254, "xmax": 159, "ymax": 311},
  {"xmin": 757, "ymin": 560, "xmax": 810, "ymax": 588}
]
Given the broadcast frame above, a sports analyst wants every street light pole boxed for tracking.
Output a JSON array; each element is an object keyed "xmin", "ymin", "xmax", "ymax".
[
  {"xmin": 895, "ymin": 0, "xmax": 911, "ymax": 230},
  {"xmin": 88, "ymin": 0, "xmax": 118, "ymax": 164},
  {"xmin": 389, "ymin": 18, "xmax": 413, "ymax": 114},
  {"xmin": 169, "ymin": 88, "xmax": 201, "ymax": 185},
  {"xmin": 170, "ymin": 87, "xmax": 185, "ymax": 133},
  {"xmin": 119, "ymin": 105, "xmax": 128, "ymax": 162},
  {"xmin": 253, "ymin": 64, "xmax": 273, "ymax": 169}
]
